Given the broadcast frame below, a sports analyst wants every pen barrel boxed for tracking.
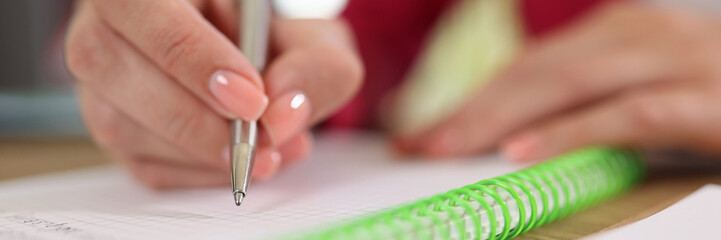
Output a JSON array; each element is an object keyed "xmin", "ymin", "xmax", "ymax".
[
  {"xmin": 230, "ymin": 0, "xmax": 270, "ymax": 201},
  {"xmin": 240, "ymin": 0, "xmax": 271, "ymax": 71},
  {"xmin": 231, "ymin": 120, "xmax": 258, "ymax": 194},
  {"xmin": 231, "ymin": 120, "xmax": 258, "ymax": 146}
]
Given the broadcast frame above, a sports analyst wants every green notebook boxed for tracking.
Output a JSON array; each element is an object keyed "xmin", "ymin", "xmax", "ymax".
[{"xmin": 295, "ymin": 148, "xmax": 644, "ymax": 240}]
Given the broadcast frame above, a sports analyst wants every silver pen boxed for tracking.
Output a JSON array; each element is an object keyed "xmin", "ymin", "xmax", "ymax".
[{"xmin": 231, "ymin": 0, "xmax": 271, "ymax": 206}]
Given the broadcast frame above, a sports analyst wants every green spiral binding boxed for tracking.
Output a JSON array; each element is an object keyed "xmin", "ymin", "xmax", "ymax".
[{"xmin": 294, "ymin": 147, "xmax": 645, "ymax": 240}]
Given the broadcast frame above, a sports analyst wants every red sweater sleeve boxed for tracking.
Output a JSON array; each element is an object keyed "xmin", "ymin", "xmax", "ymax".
[{"xmin": 326, "ymin": 0, "xmax": 606, "ymax": 129}]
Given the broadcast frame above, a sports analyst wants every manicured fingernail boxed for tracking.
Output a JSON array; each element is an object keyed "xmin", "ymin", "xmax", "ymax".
[
  {"xmin": 261, "ymin": 91, "xmax": 312, "ymax": 146},
  {"xmin": 209, "ymin": 70, "xmax": 269, "ymax": 120},
  {"xmin": 424, "ymin": 130, "xmax": 463, "ymax": 158},
  {"xmin": 502, "ymin": 133, "xmax": 542, "ymax": 163},
  {"xmin": 253, "ymin": 150, "xmax": 282, "ymax": 180}
]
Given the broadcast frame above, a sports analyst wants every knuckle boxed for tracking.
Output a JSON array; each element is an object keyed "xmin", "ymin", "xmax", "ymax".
[
  {"xmin": 65, "ymin": 24, "xmax": 107, "ymax": 81},
  {"xmin": 151, "ymin": 22, "xmax": 201, "ymax": 71},
  {"xmin": 332, "ymin": 48, "xmax": 364, "ymax": 98},
  {"xmin": 322, "ymin": 46, "xmax": 365, "ymax": 101}
]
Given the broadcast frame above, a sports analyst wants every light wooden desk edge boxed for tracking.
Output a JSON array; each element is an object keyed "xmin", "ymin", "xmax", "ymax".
[{"xmin": 2, "ymin": 139, "xmax": 720, "ymax": 240}]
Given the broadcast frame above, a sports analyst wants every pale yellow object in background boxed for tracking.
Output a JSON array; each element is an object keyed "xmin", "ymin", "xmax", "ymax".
[{"xmin": 389, "ymin": 0, "xmax": 524, "ymax": 135}]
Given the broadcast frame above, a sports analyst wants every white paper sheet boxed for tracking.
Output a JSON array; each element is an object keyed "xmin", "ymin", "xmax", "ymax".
[
  {"xmin": 584, "ymin": 184, "xmax": 721, "ymax": 240},
  {"xmin": 0, "ymin": 132, "xmax": 519, "ymax": 240}
]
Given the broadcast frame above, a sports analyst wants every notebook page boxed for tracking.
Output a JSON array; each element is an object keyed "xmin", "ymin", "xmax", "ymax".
[
  {"xmin": 0, "ymin": 132, "xmax": 520, "ymax": 240},
  {"xmin": 584, "ymin": 184, "xmax": 721, "ymax": 240}
]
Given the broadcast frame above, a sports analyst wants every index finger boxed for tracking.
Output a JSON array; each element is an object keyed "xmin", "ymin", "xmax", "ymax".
[{"xmin": 90, "ymin": 0, "xmax": 267, "ymax": 120}]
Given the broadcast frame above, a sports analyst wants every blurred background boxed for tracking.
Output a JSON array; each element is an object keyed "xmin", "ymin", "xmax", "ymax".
[
  {"xmin": 0, "ymin": 0, "xmax": 80, "ymax": 139},
  {"xmin": 0, "ymin": 0, "xmax": 720, "ymax": 180},
  {"xmin": 2, "ymin": 0, "xmax": 721, "ymax": 140},
  {"xmin": 0, "ymin": 1, "xmax": 104, "ymax": 181}
]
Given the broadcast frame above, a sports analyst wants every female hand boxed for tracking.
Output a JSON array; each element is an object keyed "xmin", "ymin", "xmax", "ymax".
[
  {"xmin": 65, "ymin": 0, "xmax": 362, "ymax": 188},
  {"xmin": 398, "ymin": 2, "xmax": 721, "ymax": 163}
]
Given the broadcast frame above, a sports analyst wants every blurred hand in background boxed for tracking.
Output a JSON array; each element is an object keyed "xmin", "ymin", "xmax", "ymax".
[
  {"xmin": 399, "ymin": 1, "xmax": 721, "ymax": 162},
  {"xmin": 65, "ymin": 0, "xmax": 362, "ymax": 188}
]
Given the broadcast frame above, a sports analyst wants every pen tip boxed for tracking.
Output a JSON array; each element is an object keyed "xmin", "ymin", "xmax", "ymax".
[{"xmin": 234, "ymin": 191, "xmax": 245, "ymax": 206}]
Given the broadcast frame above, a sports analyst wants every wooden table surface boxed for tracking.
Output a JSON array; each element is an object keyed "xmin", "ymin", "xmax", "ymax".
[{"xmin": 2, "ymin": 138, "xmax": 721, "ymax": 239}]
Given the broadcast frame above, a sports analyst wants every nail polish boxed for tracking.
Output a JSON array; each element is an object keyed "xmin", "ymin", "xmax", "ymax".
[
  {"xmin": 261, "ymin": 91, "xmax": 312, "ymax": 146},
  {"xmin": 209, "ymin": 70, "xmax": 269, "ymax": 120}
]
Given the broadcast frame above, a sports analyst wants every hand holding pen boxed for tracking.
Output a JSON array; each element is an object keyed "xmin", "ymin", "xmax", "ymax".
[{"xmin": 65, "ymin": 0, "xmax": 362, "ymax": 189}]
